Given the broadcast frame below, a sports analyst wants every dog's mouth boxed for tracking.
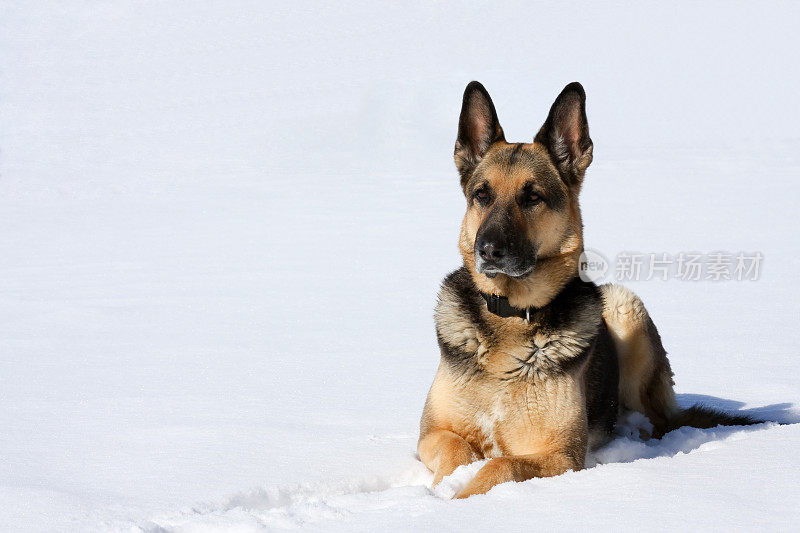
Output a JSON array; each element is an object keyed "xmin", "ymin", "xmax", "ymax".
[{"xmin": 477, "ymin": 261, "xmax": 535, "ymax": 280}]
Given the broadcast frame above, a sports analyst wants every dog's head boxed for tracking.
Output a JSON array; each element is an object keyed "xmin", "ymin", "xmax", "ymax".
[{"xmin": 455, "ymin": 82, "xmax": 593, "ymax": 300}]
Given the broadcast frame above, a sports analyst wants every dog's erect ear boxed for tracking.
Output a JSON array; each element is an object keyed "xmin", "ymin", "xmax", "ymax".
[
  {"xmin": 454, "ymin": 81, "xmax": 505, "ymax": 190},
  {"xmin": 534, "ymin": 82, "xmax": 593, "ymax": 185}
]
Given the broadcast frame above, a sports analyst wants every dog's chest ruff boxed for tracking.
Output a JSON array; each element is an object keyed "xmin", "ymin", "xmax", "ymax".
[{"xmin": 435, "ymin": 268, "xmax": 603, "ymax": 381}]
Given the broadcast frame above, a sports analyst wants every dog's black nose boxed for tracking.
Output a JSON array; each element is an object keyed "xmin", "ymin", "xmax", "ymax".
[{"xmin": 478, "ymin": 239, "xmax": 506, "ymax": 261}]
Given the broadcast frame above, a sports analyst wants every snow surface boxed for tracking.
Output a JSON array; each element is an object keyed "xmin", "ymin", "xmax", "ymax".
[{"xmin": 1, "ymin": 2, "xmax": 799, "ymax": 531}]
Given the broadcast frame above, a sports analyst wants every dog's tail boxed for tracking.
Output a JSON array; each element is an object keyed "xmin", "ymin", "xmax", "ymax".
[
  {"xmin": 662, "ymin": 404, "xmax": 765, "ymax": 435},
  {"xmin": 600, "ymin": 284, "xmax": 768, "ymax": 438}
]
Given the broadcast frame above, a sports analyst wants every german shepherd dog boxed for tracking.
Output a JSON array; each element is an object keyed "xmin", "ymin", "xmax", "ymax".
[{"xmin": 418, "ymin": 81, "xmax": 758, "ymax": 498}]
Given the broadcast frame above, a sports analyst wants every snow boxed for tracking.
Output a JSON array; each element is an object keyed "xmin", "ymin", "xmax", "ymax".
[{"xmin": 1, "ymin": 2, "xmax": 799, "ymax": 531}]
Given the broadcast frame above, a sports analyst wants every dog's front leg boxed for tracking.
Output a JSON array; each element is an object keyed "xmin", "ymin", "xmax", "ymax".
[
  {"xmin": 454, "ymin": 451, "xmax": 582, "ymax": 498},
  {"xmin": 418, "ymin": 428, "xmax": 481, "ymax": 486}
]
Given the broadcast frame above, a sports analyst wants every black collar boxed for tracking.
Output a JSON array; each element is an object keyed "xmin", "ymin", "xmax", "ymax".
[{"xmin": 480, "ymin": 292, "xmax": 535, "ymax": 321}]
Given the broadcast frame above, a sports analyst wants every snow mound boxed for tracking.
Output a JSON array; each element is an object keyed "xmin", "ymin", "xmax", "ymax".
[
  {"xmin": 136, "ymin": 416, "xmax": 778, "ymax": 531},
  {"xmin": 136, "ymin": 461, "xmax": 435, "ymax": 532}
]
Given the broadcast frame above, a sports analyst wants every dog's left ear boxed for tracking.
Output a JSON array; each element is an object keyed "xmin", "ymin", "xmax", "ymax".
[
  {"xmin": 534, "ymin": 82, "xmax": 593, "ymax": 185},
  {"xmin": 454, "ymin": 81, "xmax": 505, "ymax": 190}
]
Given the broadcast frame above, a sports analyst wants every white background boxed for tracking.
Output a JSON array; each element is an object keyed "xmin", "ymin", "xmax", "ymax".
[{"xmin": 1, "ymin": 2, "xmax": 798, "ymax": 531}]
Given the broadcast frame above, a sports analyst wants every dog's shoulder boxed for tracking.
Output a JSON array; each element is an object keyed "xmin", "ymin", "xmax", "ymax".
[
  {"xmin": 435, "ymin": 267, "xmax": 484, "ymax": 334},
  {"xmin": 434, "ymin": 267, "xmax": 491, "ymax": 374},
  {"xmin": 539, "ymin": 276, "xmax": 605, "ymax": 338}
]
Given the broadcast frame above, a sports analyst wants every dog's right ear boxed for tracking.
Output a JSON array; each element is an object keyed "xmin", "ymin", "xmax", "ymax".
[
  {"xmin": 534, "ymin": 82, "xmax": 593, "ymax": 187},
  {"xmin": 454, "ymin": 81, "xmax": 505, "ymax": 190}
]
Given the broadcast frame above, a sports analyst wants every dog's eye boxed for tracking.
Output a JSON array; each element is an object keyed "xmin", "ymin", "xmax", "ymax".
[
  {"xmin": 473, "ymin": 188, "xmax": 491, "ymax": 205},
  {"xmin": 519, "ymin": 189, "xmax": 542, "ymax": 208}
]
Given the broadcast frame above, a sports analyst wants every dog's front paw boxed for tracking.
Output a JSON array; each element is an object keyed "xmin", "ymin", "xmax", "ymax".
[{"xmin": 453, "ymin": 457, "xmax": 511, "ymax": 498}]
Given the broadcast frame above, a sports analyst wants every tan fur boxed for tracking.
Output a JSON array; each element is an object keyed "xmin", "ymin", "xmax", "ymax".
[
  {"xmin": 420, "ymin": 275, "xmax": 596, "ymax": 496},
  {"xmin": 420, "ymin": 281, "xmax": 679, "ymax": 496},
  {"xmin": 417, "ymin": 425, "xmax": 478, "ymax": 486},
  {"xmin": 420, "ymin": 137, "xmax": 602, "ymax": 497},
  {"xmin": 420, "ymin": 355, "xmax": 588, "ymax": 497},
  {"xmin": 600, "ymin": 284, "xmax": 678, "ymax": 436},
  {"xmin": 420, "ymin": 148, "xmax": 681, "ymax": 494},
  {"xmin": 420, "ymin": 83, "xmax": 684, "ymax": 497},
  {"xmin": 455, "ymin": 452, "xmax": 580, "ymax": 498}
]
